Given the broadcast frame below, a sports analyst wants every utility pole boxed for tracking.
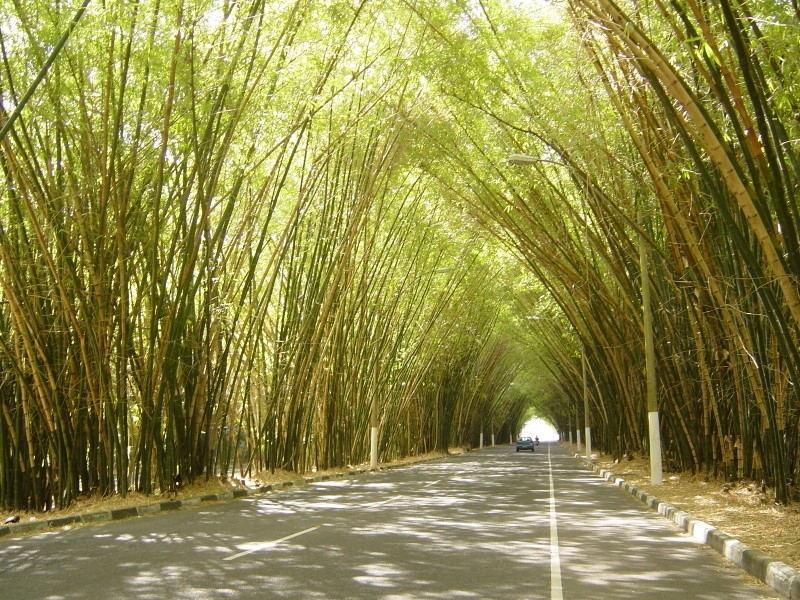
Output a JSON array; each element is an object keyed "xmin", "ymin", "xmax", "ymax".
[
  {"xmin": 639, "ymin": 209, "xmax": 663, "ymax": 484},
  {"xmin": 583, "ymin": 344, "xmax": 591, "ymax": 457},
  {"xmin": 370, "ymin": 393, "xmax": 378, "ymax": 470}
]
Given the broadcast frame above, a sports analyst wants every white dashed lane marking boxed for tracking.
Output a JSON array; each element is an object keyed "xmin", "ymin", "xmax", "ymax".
[{"xmin": 224, "ymin": 525, "xmax": 322, "ymax": 561}]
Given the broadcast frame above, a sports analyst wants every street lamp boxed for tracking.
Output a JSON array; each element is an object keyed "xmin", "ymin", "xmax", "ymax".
[
  {"xmin": 508, "ymin": 153, "xmax": 540, "ymax": 165},
  {"xmin": 508, "ymin": 154, "xmax": 567, "ymax": 168},
  {"xmin": 507, "ymin": 152, "xmax": 662, "ymax": 483}
]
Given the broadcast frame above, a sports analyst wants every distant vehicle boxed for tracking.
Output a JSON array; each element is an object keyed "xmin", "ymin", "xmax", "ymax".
[{"xmin": 516, "ymin": 437, "xmax": 535, "ymax": 452}]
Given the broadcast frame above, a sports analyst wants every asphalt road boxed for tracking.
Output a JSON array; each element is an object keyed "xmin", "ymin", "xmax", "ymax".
[{"xmin": 0, "ymin": 443, "xmax": 779, "ymax": 599}]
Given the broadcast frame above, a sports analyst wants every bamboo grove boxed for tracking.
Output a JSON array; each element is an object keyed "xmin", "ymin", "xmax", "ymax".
[
  {"xmin": 1, "ymin": 0, "xmax": 799, "ymax": 511},
  {"xmin": 412, "ymin": 0, "xmax": 800, "ymax": 502},
  {"xmin": 0, "ymin": 0, "xmax": 530, "ymax": 511}
]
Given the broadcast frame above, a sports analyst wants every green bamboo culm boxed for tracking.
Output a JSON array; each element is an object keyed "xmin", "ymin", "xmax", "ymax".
[{"xmin": 0, "ymin": 0, "xmax": 91, "ymax": 143}]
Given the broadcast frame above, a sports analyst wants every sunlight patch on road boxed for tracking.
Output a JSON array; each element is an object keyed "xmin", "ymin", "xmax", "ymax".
[{"xmin": 353, "ymin": 563, "xmax": 409, "ymax": 588}]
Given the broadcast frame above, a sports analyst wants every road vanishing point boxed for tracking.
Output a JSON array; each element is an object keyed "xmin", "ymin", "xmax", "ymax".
[{"xmin": 0, "ymin": 444, "xmax": 778, "ymax": 599}]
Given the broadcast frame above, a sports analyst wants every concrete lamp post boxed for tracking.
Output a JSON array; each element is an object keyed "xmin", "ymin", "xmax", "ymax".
[
  {"xmin": 507, "ymin": 152, "xmax": 662, "ymax": 484},
  {"xmin": 370, "ymin": 393, "xmax": 379, "ymax": 470},
  {"xmin": 368, "ymin": 268, "xmax": 455, "ymax": 471},
  {"xmin": 582, "ymin": 343, "xmax": 592, "ymax": 458}
]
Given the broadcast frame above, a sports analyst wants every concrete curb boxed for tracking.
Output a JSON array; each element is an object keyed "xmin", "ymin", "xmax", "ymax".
[
  {"xmin": 0, "ymin": 452, "xmax": 456, "ymax": 541},
  {"xmin": 575, "ymin": 453, "xmax": 800, "ymax": 599}
]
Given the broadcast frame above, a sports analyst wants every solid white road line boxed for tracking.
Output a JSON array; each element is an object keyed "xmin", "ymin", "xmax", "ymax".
[
  {"xmin": 548, "ymin": 445, "xmax": 564, "ymax": 600},
  {"xmin": 224, "ymin": 525, "xmax": 321, "ymax": 561}
]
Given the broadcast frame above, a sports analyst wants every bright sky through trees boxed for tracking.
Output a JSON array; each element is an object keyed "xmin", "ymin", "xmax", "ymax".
[{"xmin": 520, "ymin": 417, "xmax": 559, "ymax": 442}]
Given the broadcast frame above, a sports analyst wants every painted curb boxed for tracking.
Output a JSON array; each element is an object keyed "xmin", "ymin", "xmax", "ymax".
[
  {"xmin": 0, "ymin": 452, "xmax": 457, "ymax": 540},
  {"xmin": 578, "ymin": 453, "xmax": 800, "ymax": 599}
]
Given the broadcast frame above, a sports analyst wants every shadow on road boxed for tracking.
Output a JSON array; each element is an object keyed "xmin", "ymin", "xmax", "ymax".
[{"xmin": 0, "ymin": 445, "xmax": 773, "ymax": 599}]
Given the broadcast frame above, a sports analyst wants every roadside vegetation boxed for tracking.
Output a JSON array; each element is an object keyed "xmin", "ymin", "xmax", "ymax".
[{"xmin": 0, "ymin": 0, "xmax": 798, "ymax": 511}]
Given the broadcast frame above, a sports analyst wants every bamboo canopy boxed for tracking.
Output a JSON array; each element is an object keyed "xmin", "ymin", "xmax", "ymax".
[{"xmin": 0, "ymin": 0, "xmax": 798, "ymax": 509}]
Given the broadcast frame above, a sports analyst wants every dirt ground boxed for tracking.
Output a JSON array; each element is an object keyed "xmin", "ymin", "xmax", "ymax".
[{"xmin": 567, "ymin": 443, "xmax": 800, "ymax": 571}]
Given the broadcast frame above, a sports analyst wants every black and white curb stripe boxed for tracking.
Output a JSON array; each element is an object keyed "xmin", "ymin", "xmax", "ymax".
[
  {"xmin": 577, "ymin": 453, "xmax": 800, "ymax": 600},
  {"xmin": 0, "ymin": 454, "xmax": 455, "ymax": 540}
]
